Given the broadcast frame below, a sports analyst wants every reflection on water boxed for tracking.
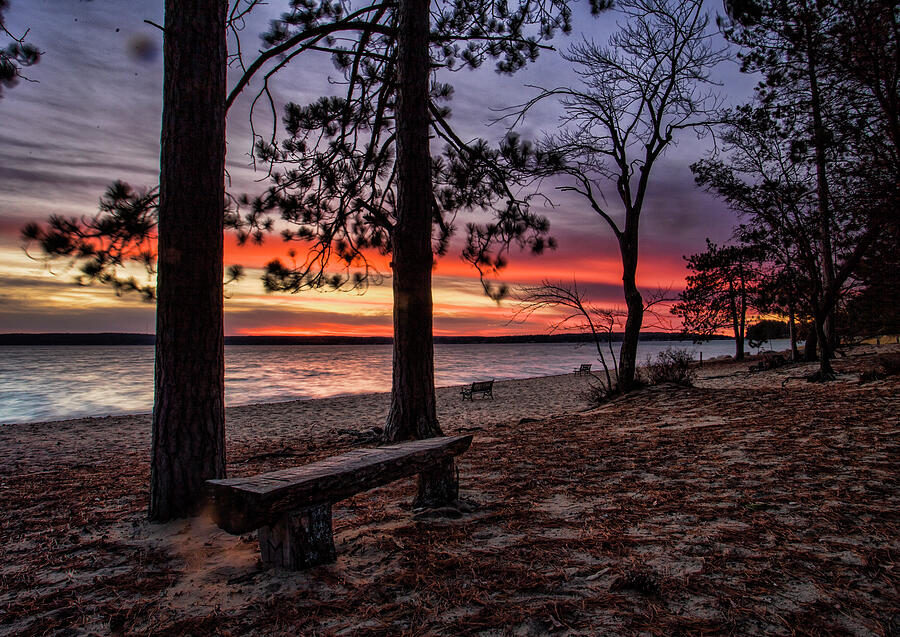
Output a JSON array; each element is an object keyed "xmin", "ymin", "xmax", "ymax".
[{"xmin": 0, "ymin": 340, "xmax": 789, "ymax": 424}]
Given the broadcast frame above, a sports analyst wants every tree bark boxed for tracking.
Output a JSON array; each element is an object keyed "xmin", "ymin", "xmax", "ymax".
[
  {"xmin": 728, "ymin": 279, "xmax": 746, "ymax": 361},
  {"xmin": 788, "ymin": 303, "xmax": 799, "ymax": 362},
  {"xmin": 150, "ymin": 0, "xmax": 227, "ymax": 521},
  {"xmin": 617, "ymin": 231, "xmax": 644, "ymax": 392},
  {"xmin": 805, "ymin": 26, "xmax": 837, "ymax": 351},
  {"xmin": 733, "ymin": 323, "xmax": 745, "ymax": 360},
  {"xmin": 814, "ymin": 308, "xmax": 835, "ymax": 377},
  {"xmin": 384, "ymin": 0, "xmax": 454, "ymax": 506},
  {"xmin": 384, "ymin": 0, "xmax": 440, "ymax": 443},
  {"xmin": 804, "ymin": 325, "xmax": 818, "ymax": 362}
]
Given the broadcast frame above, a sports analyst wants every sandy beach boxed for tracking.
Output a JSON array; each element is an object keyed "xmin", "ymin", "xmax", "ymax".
[{"xmin": 1, "ymin": 345, "xmax": 898, "ymax": 635}]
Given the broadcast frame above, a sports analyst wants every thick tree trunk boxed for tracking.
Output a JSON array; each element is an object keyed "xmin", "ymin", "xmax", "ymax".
[
  {"xmin": 384, "ymin": 0, "xmax": 440, "ymax": 444},
  {"xmin": 815, "ymin": 310, "xmax": 835, "ymax": 377},
  {"xmin": 733, "ymin": 322, "xmax": 745, "ymax": 361},
  {"xmin": 384, "ymin": 0, "xmax": 454, "ymax": 507},
  {"xmin": 150, "ymin": 0, "xmax": 227, "ymax": 521},
  {"xmin": 806, "ymin": 34, "xmax": 837, "ymax": 350},
  {"xmin": 728, "ymin": 281, "xmax": 745, "ymax": 361},
  {"xmin": 804, "ymin": 326, "xmax": 818, "ymax": 362},
  {"xmin": 788, "ymin": 304, "xmax": 800, "ymax": 362},
  {"xmin": 618, "ymin": 234, "xmax": 643, "ymax": 392}
]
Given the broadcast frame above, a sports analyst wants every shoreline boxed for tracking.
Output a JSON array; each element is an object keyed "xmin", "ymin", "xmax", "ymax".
[
  {"xmin": 0, "ymin": 345, "xmax": 798, "ymax": 429},
  {"xmin": 0, "ymin": 339, "xmax": 793, "ymax": 426},
  {"xmin": 0, "ymin": 372, "xmax": 583, "ymax": 429},
  {"xmin": 0, "ymin": 373, "xmax": 594, "ymax": 471},
  {"xmin": 1, "ymin": 344, "xmax": 888, "ymax": 470}
]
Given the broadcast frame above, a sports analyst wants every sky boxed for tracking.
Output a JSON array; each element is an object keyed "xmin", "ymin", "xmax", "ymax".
[{"xmin": 0, "ymin": 0, "xmax": 756, "ymax": 337}]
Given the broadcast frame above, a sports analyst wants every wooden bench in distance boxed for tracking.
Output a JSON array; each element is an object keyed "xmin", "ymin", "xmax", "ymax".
[
  {"xmin": 461, "ymin": 379, "xmax": 493, "ymax": 400},
  {"xmin": 206, "ymin": 435, "xmax": 473, "ymax": 570},
  {"xmin": 574, "ymin": 363, "xmax": 592, "ymax": 375}
]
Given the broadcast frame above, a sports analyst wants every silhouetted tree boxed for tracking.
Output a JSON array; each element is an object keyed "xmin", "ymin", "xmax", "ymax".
[
  {"xmin": 21, "ymin": 0, "xmax": 607, "ymax": 509},
  {"xmin": 149, "ymin": 0, "xmax": 229, "ymax": 521},
  {"xmin": 671, "ymin": 240, "xmax": 760, "ymax": 361},
  {"xmin": 746, "ymin": 319, "xmax": 790, "ymax": 350},
  {"xmin": 719, "ymin": 0, "xmax": 898, "ymax": 371},
  {"xmin": 0, "ymin": 0, "xmax": 40, "ymax": 97},
  {"xmin": 753, "ymin": 261, "xmax": 806, "ymax": 360},
  {"xmin": 22, "ymin": 182, "xmax": 159, "ymax": 300},
  {"xmin": 506, "ymin": 0, "xmax": 727, "ymax": 391},
  {"xmin": 692, "ymin": 105, "xmax": 885, "ymax": 378},
  {"xmin": 722, "ymin": 0, "xmax": 849, "ymax": 350},
  {"xmin": 241, "ymin": 0, "xmax": 612, "ymax": 471}
]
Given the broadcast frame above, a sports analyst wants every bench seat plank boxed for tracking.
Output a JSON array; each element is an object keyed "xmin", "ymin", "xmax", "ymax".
[{"xmin": 208, "ymin": 435, "xmax": 473, "ymax": 534}]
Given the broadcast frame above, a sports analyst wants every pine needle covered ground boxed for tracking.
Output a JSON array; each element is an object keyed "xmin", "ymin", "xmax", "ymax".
[{"xmin": 1, "ymin": 348, "xmax": 898, "ymax": 635}]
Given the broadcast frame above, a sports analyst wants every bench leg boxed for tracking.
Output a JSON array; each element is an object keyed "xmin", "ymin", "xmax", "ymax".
[
  {"xmin": 258, "ymin": 503, "xmax": 336, "ymax": 569},
  {"xmin": 415, "ymin": 457, "xmax": 458, "ymax": 508}
]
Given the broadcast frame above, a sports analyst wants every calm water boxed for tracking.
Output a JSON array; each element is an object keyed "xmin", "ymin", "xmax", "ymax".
[{"xmin": 0, "ymin": 340, "xmax": 789, "ymax": 424}]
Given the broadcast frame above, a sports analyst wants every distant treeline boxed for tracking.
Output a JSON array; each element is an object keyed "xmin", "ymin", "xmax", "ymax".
[{"xmin": 0, "ymin": 332, "xmax": 733, "ymax": 346}]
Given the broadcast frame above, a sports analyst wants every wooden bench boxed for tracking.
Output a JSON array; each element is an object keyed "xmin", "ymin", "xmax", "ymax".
[
  {"xmin": 461, "ymin": 379, "xmax": 493, "ymax": 400},
  {"xmin": 574, "ymin": 363, "xmax": 592, "ymax": 376},
  {"xmin": 206, "ymin": 435, "xmax": 472, "ymax": 570}
]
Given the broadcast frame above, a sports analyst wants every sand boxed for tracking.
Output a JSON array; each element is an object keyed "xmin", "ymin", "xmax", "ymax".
[
  {"xmin": 0, "ymin": 372, "xmax": 594, "ymax": 471},
  {"xmin": 1, "ymin": 345, "xmax": 898, "ymax": 635}
]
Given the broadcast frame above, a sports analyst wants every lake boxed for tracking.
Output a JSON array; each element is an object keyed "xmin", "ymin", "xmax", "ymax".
[{"xmin": 0, "ymin": 339, "xmax": 788, "ymax": 424}]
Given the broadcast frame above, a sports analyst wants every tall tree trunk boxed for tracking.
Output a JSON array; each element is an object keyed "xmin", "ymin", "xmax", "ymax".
[
  {"xmin": 384, "ymin": 0, "xmax": 439, "ymax": 444},
  {"xmin": 814, "ymin": 309, "xmax": 835, "ymax": 377},
  {"xmin": 384, "ymin": 0, "xmax": 455, "ymax": 506},
  {"xmin": 806, "ymin": 29, "xmax": 837, "ymax": 352},
  {"xmin": 150, "ymin": 0, "xmax": 227, "ymax": 521},
  {"xmin": 733, "ymin": 323, "xmax": 745, "ymax": 360},
  {"xmin": 618, "ymin": 231, "xmax": 643, "ymax": 392},
  {"xmin": 728, "ymin": 280, "xmax": 745, "ymax": 361},
  {"xmin": 788, "ymin": 303, "xmax": 799, "ymax": 361},
  {"xmin": 738, "ymin": 261, "xmax": 747, "ymax": 359}
]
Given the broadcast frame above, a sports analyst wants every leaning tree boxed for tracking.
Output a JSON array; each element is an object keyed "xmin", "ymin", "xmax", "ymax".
[
  {"xmin": 504, "ymin": 0, "xmax": 727, "ymax": 392},
  {"xmin": 722, "ymin": 0, "xmax": 847, "ymax": 349},
  {"xmin": 721, "ymin": 0, "xmax": 900, "ymax": 355},
  {"xmin": 697, "ymin": 0, "xmax": 898, "ymax": 377}
]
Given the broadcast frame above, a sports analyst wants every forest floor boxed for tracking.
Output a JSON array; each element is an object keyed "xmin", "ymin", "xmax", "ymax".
[{"xmin": 1, "ymin": 345, "xmax": 898, "ymax": 635}]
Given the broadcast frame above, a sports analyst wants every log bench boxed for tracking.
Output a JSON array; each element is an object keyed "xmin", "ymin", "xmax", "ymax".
[
  {"xmin": 206, "ymin": 435, "xmax": 473, "ymax": 570},
  {"xmin": 461, "ymin": 379, "xmax": 493, "ymax": 400}
]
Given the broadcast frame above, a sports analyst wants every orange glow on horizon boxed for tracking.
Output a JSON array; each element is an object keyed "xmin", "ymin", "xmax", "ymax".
[
  {"xmin": 216, "ymin": 232, "xmax": 690, "ymax": 337},
  {"xmin": 226, "ymin": 235, "xmax": 684, "ymax": 289},
  {"xmin": 240, "ymin": 322, "xmax": 394, "ymax": 337}
]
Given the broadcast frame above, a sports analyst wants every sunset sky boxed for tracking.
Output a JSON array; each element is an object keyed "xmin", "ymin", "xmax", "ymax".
[{"xmin": 0, "ymin": 0, "xmax": 755, "ymax": 337}]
